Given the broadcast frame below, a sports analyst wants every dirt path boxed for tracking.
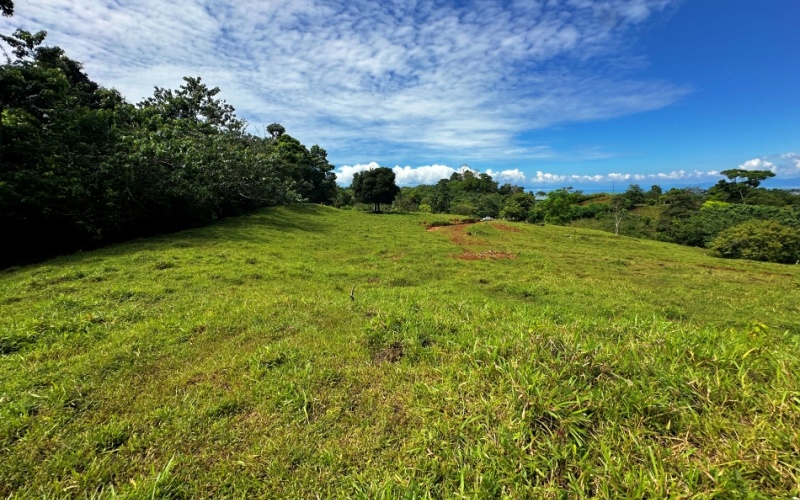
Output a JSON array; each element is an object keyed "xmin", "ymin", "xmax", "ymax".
[{"xmin": 427, "ymin": 222, "xmax": 516, "ymax": 260}]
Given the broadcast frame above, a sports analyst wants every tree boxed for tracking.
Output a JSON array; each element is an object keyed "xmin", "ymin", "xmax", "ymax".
[
  {"xmin": 430, "ymin": 179, "xmax": 452, "ymax": 213},
  {"xmin": 500, "ymin": 192, "xmax": 535, "ymax": 221},
  {"xmin": 351, "ymin": 167, "xmax": 400, "ymax": 212},
  {"xmin": 269, "ymin": 133, "xmax": 337, "ymax": 203},
  {"xmin": 709, "ymin": 169, "xmax": 776, "ymax": 203},
  {"xmin": 267, "ymin": 123, "xmax": 285, "ymax": 138},
  {"xmin": 721, "ymin": 169, "xmax": 776, "ymax": 188},
  {"xmin": 710, "ymin": 220, "xmax": 800, "ymax": 264},
  {"xmin": 139, "ymin": 76, "xmax": 244, "ymax": 133},
  {"xmin": 623, "ymin": 184, "xmax": 646, "ymax": 206},
  {"xmin": 0, "ymin": 29, "xmax": 317, "ymax": 266},
  {"xmin": 534, "ymin": 187, "xmax": 582, "ymax": 225},
  {"xmin": 656, "ymin": 188, "xmax": 705, "ymax": 244},
  {"xmin": 1, "ymin": 0, "xmax": 12, "ymax": 17},
  {"xmin": 645, "ymin": 185, "xmax": 663, "ymax": 205},
  {"xmin": 475, "ymin": 193, "xmax": 502, "ymax": 218},
  {"xmin": 391, "ymin": 190, "xmax": 418, "ymax": 212}
]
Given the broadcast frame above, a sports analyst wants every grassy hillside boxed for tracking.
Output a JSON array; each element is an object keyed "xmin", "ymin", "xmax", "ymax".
[{"xmin": 1, "ymin": 205, "xmax": 798, "ymax": 497}]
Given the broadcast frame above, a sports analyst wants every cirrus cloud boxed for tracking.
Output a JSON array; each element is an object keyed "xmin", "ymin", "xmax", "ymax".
[{"xmin": 1, "ymin": 0, "xmax": 688, "ymax": 166}]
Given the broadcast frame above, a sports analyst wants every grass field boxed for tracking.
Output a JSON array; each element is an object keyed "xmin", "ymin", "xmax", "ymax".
[{"xmin": 1, "ymin": 205, "xmax": 799, "ymax": 498}]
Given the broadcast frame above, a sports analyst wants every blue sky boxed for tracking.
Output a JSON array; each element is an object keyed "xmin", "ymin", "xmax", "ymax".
[{"xmin": 2, "ymin": 0, "xmax": 798, "ymax": 190}]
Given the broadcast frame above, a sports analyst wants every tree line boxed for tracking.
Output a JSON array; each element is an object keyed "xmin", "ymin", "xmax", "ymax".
[
  {"xmin": 1, "ymin": 27, "xmax": 337, "ymax": 266},
  {"xmin": 341, "ymin": 166, "xmax": 800, "ymax": 264}
]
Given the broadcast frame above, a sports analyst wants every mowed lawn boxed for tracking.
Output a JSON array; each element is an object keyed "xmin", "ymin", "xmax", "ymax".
[{"xmin": 1, "ymin": 205, "xmax": 798, "ymax": 497}]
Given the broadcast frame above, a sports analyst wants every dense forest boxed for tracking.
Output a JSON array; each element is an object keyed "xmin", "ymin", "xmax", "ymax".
[{"xmin": 1, "ymin": 28, "xmax": 337, "ymax": 266}]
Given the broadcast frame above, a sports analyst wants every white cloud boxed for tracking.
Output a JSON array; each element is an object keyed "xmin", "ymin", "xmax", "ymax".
[
  {"xmin": 336, "ymin": 162, "xmax": 382, "ymax": 186},
  {"xmin": 393, "ymin": 165, "xmax": 461, "ymax": 186},
  {"xmin": 0, "ymin": 0, "xmax": 687, "ymax": 164},
  {"xmin": 737, "ymin": 154, "xmax": 800, "ymax": 177},
  {"xmin": 535, "ymin": 171, "xmax": 568, "ymax": 183},
  {"xmin": 739, "ymin": 158, "xmax": 776, "ymax": 172},
  {"xmin": 486, "ymin": 169, "xmax": 527, "ymax": 184},
  {"xmin": 607, "ymin": 173, "xmax": 632, "ymax": 181},
  {"xmin": 336, "ymin": 163, "xmax": 463, "ymax": 186},
  {"xmin": 780, "ymin": 152, "xmax": 800, "ymax": 170},
  {"xmin": 336, "ymin": 155, "xmax": 800, "ymax": 188}
]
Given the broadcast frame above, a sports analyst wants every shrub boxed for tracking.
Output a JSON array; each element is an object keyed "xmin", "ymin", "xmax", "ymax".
[
  {"xmin": 710, "ymin": 220, "xmax": 800, "ymax": 264},
  {"xmin": 418, "ymin": 204, "xmax": 432, "ymax": 213},
  {"xmin": 425, "ymin": 220, "xmax": 452, "ymax": 228},
  {"xmin": 450, "ymin": 203, "xmax": 476, "ymax": 216}
]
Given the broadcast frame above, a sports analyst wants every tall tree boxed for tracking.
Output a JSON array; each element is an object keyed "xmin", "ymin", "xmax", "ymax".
[
  {"xmin": 709, "ymin": 169, "xmax": 776, "ymax": 203},
  {"xmin": 430, "ymin": 179, "xmax": 452, "ymax": 213},
  {"xmin": 351, "ymin": 167, "xmax": 400, "ymax": 212}
]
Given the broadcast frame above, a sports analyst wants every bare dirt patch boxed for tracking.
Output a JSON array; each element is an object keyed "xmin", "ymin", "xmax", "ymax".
[
  {"xmin": 429, "ymin": 223, "xmax": 515, "ymax": 260},
  {"xmin": 458, "ymin": 251, "xmax": 516, "ymax": 261},
  {"xmin": 373, "ymin": 342, "xmax": 404, "ymax": 363},
  {"xmin": 424, "ymin": 219, "xmax": 479, "ymax": 232}
]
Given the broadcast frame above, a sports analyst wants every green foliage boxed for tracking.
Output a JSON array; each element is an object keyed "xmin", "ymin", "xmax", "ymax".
[
  {"xmin": 499, "ymin": 192, "xmax": 535, "ymax": 221},
  {"xmin": 0, "ymin": 0, "xmax": 13, "ymax": 17},
  {"xmin": 399, "ymin": 172, "xmax": 527, "ymax": 219},
  {"xmin": 430, "ymin": 179, "xmax": 452, "ymax": 213},
  {"xmin": 645, "ymin": 184, "xmax": 663, "ymax": 205},
  {"xmin": 0, "ymin": 32, "xmax": 335, "ymax": 266},
  {"xmin": 655, "ymin": 188, "xmax": 705, "ymax": 244},
  {"xmin": 390, "ymin": 191, "xmax": 418, "ymax": 212},
  {"xmin": 623, "ymin": 183, "xmax": 646, "ymax": 206},
  {"xmin": 743, "ymin": 187, "xmax": 800, "ymax": 207},
  {"xmin": 666, "ymin": 203, "xmax": 800, "ymax": 248},
  {"xmin": 532, "ymin": 187, "xmax": 585, "ymax": 224},
  {"xmin": 351, "ymin": 167, "xmax": 400, "ymax": 212},
  {"xmin": 418, "ymin": 203, "xmax": 432, "ymax": 213},
  {"xmin": 139, "ymin": 76, "xmax": 244, "ymax": 132},
  {"xmin": 708, "ymin": 169, "xmax": 777, "ymax": 203},
  {"xmin": 267, "ymin": 122, "xmax": 285, "ymax": 138},
  {"xmin": 449, "ymin": 202, "xmax": 476, "ymax": 216},
  {"xmin": 710, "ymin": 219, "xmax": 800, "ymax": 263}
]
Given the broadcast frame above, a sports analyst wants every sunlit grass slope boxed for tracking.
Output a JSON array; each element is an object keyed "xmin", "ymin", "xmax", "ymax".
[{"xmin": 1, "ymin": 205, "xmax": 798, "ymax": 497}]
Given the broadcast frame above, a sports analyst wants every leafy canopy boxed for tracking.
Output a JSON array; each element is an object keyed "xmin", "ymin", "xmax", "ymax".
[
  {"xmin": 710, "ymin": 219, "xmax": 800, "ymax": 264},
  {"xmin": 351, "ymin": 167, "xmax": 400, "ymax": 212}
]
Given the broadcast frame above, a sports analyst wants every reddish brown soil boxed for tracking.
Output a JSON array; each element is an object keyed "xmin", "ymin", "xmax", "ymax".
[
  {"xmin": 427, "ymin": 223, "xmax": 517, "ymax": 260},
  {"xmin": 458, "ymin": 251, "xmax": 516, "ymax": 261}
]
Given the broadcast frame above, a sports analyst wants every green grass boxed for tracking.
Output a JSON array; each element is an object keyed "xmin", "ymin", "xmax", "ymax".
[{"xmin": 1, "ymin": 205, "xmax": 798, "ymax": 498}]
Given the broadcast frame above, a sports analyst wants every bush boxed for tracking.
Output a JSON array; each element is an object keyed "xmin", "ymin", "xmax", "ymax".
[
  {"xmin": 710, "ymin": 220, "xmax": 800, "ymax": 264},
  {"xmin": 450, "ymin": 203, "xmax": 476, "ymax": 216},
  {"xmin": 425, "ymin": 220, "xmax": 452, "ymax": 228}
]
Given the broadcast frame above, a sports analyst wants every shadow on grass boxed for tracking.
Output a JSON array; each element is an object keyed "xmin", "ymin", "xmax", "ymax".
[
  {"xmin": 128, "ymin": 204, "xmax": 332, "ymax": 248},
  {"xmin": 4, "ymin": 204, "xmax": 334, "ymax": 271}
]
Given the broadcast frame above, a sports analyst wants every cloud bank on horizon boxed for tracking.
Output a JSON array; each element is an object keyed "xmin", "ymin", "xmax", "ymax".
[
  {"xmin": 2, "ymin": 0, "xmax": 688, "ymax": 160},
  {"xmin": 337, "ymin": 153, "xmax": 800, "ymax": 188}
]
